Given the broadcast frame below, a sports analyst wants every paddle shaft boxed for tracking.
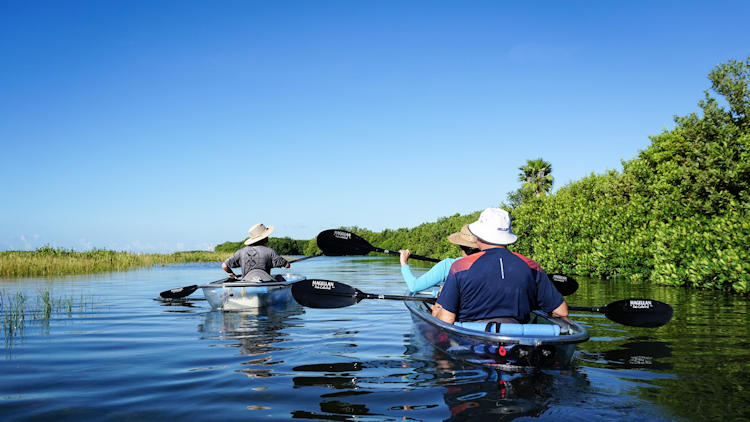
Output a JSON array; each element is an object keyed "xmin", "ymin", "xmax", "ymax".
[
  {"xmin": 371, "ymin": 246, "xmax": 439, "ymax": 263},
  {"xmin": 359, "ymin": 291, "xmax": 437, "ymax": 303},
  {"xmin": 288, "ymin": 254, "xmax": 322, "ymax": 263},
  {"xmin": 569, "ymin": 306, "xmax": 603, "ymax": 312},
  {"xmin": 159, "ymin": 253, "xmax": 322, "ymax": 299}
]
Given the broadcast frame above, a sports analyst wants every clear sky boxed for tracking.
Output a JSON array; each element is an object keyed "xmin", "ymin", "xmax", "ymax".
[{"xmin": 1, "ymin": 1, "xmax": 748, "ymax": 252}]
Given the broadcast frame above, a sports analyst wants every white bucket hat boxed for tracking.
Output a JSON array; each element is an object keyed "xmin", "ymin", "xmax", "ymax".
[
  {"xmin": 468, "ymin": 208, "xmax": 518, "ymax": 246},
  {"xmin": 244, "ymin": 223, "xmax": 275, "ymax": 245}
]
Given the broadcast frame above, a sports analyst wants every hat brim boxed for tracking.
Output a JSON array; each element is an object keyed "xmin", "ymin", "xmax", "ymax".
[
  {"xmin": 244, "ymin": 225, "xmax": 275, "ymax": 245},
  {"xmin": 468, "ymin": 223, "xmax": 517, "ymax": 246},
  {"xmin": 447, "ymin": 232, "xmax": 478, "ymax": 248}
]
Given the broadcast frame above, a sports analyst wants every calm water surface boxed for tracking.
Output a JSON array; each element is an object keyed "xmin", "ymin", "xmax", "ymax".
[{"xmin": 1, "ymin": 257, "xmax": 748, "ymax": 421}]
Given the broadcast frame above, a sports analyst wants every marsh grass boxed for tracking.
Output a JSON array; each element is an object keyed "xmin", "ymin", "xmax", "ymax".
[
  {"xmin": 2, "ymin": 288, "xmax": 96, "ymax": 351},
  {"xmin": 0, "ymin": 247, "xmax": 230, "ymax": 278}
]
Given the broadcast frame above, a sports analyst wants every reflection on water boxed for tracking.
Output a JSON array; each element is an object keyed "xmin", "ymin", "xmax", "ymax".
[
  {"xmin": 580, "ymin": 338, "xmax": 674, "ymax": 370},
  {"xmin": 404, "ymin": 326, "xmax": 574, "ymax": 421},
  {"xmin": 1, "ymin": 259, "xmax": 747, "ymax": 422}
]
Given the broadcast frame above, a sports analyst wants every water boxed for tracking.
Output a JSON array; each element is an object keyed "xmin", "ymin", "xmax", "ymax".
[{"xmin": 1, "ymin": 257, "xmax": 748, "ymax": 421}]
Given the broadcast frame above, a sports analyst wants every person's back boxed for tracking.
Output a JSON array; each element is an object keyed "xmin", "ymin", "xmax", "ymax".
[
  {"xmin": 436, "ymin": 247, "xmax": 561, "ymax": 323},
  {"xmin": 432, "ymin": 208, "xmax": 567, "ymax": 324},
  {"xmin": 222, "ymin": 223, "xmax": 290, "ymax": 280},
  {"xmin": 225, "ymin": 244, "xmax": 288, "ymax": 278}
]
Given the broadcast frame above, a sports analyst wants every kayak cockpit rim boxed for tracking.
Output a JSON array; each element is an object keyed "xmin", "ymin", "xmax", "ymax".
[
  {"xmin": 199, "ymin": 274, "xmax": 306, "ymax": 289},
  {"xmin": 404, "ymin": 299, "xmax": 590, "ymax": 346},
  {"xmin": 199, "ymin": 280, "xmax": 293, "ymax": 289}
]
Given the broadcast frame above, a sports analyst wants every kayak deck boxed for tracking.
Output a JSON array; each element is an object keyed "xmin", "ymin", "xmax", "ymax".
[{"xmin": 406, "ymin": 299, "xmax": 589, "ymax": 371}]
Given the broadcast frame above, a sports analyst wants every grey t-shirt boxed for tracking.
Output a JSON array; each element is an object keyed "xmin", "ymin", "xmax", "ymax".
[{"xmin": 223, "ymin": 245, "xmax": 288, "ymax": 279}]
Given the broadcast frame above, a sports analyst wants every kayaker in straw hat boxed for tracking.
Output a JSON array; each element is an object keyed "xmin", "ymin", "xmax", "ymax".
[
  {"xmin": 222, "ymin": 223, "xmax": 290, "ymax": 282},
  {"xmin": 432, "ymin": 208, "xmax": 568, "ymax": 324},
  {"xmin": 398, "ymin": 224, "xmax": 480, "ymax": 293}
]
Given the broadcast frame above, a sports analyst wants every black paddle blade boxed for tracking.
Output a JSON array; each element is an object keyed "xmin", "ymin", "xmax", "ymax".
[
  {"xmin": 291, "ymin": 279, "xmax": 361, "ymax": 308},
  {"xmin": 316, "ymin": 229, "xmax": 374, "ymax": 256},
  {"xmin": 603, "ymin": 298, "xmax": 674, "ymax": 328},
  {"xmin": 550, "ymin": 273, "xmax": 579, "ymax": 296},
  {"xmin": 159, "ymin": 284, "xmax": 198, "ymax": 299}
]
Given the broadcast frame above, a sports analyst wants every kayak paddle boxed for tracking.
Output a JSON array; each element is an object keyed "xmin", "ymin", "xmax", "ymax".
[
  {"xmin": 315, "ymin": 229, "xmax": 578, "ymax": 296},
  {"xmin": 292, "ymin": 279, "xmax": 671, "ymax": 328},
  {"xmin": 569, "ymin": 299, "xmax": 673, "ymax": 328},
  {"xmin": 158, "ymin": 254, "xmax": 322, "ymax": 299},
  {"xmin": 549, "ymin": 273, "xmax": 578, "ymax": 296},
  {"xmin": 316, "ymin": 229, "xmax": 440, "ymax": 262}
]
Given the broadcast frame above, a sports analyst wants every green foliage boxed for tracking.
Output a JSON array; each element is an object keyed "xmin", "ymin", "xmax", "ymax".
[
  {"xmin": 213, "ymin": 240, "xmax": 245, "ymax": 253},
  {"xmin": 268, "ymin": 237, "xmax": 306, "ymax": 255},
  {"xmin": 506, "ymin": 56, "xmax": 750, "ymax": 293},
  {"xmin": 214, "ymin": 237, "xmax": 308, "ymax": 255},
  {"xmin": 518, "ymin": 158, "xmax": 554, "ymax": 198},
  {"xmin": 0, "ymin": 247, "xmax": 230, "ymax": 277}
]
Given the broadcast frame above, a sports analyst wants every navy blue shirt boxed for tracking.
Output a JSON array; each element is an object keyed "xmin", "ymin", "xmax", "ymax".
[{"xmin": 436, "ymin": 248, "xmax": 564, "ymax": 323}]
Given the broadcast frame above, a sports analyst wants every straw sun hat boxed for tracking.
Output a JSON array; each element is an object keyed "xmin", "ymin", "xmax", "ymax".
[
  {"xmin": 244, "ymin": 223, "xmax": 275, "ymax": 245},
  {"xmin": 447, "ymin": 224, "xmax": 478, "ymax": 248}
]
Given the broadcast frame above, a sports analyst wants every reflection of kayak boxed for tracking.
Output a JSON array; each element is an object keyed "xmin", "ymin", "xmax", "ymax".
[
  {"xmin": 200, "ymin": 274, "xmax": 306, "ymax": 311},
  {"xmin": 406, "ymin": 300, "xmax": 589, "ymax": 371}
]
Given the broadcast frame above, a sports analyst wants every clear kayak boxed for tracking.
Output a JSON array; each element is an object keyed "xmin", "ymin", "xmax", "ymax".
[
  {"xmin": 200, "ymin": 273, "xmax": 306, "ymax": 311},
  {"xmin": 405, "ymin": 299, "xmax": 589, "ymax": 371}
]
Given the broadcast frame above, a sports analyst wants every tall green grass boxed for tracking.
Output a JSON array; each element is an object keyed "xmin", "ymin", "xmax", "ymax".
[
  {"xmin": 0, "ymin": 246, "xmax": 230, "ymax": 278},
  {"xmin": 1, "ymin": 288, "xmax": 96, "ymax": 351}
]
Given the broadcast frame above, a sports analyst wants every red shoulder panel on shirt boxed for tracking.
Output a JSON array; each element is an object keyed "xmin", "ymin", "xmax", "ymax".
[
  {"xmin": 512, "ymin": 252, "xmax": 542, "ymax": 272},
  {"xmin": 449, "ymin": 251, "xmax": 486, "ymax": 275}
]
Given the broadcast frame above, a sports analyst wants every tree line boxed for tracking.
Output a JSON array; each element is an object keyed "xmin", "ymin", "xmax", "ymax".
[{"xmin": 217, "ymin": 57, "xmax": 749, "ymax": 293}]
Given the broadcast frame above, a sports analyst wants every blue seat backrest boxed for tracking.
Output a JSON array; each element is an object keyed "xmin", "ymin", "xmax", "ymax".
[{"xmin": 456, "ymin": 321, "xmax": 560, "ymax": 336}]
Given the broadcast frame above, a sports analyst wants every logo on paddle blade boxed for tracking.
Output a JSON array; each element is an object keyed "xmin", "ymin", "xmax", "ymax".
[
  {"xmin": 333, "ymin": 231, "xmax": 351, "ymax": 240},
  {"xmin": 629, "ymin": 300, "xmax": 653, "ymax": 309},
  {"xmin": 552, "ymin": 274, "xmax": 567, "ymax": 282},
  {"xmin": 312, "ymin": 280, "xmax": 335, "ymax": 290}
]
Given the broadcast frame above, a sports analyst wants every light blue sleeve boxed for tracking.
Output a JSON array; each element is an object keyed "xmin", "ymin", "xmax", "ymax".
[{"xmin": 400, "ymin": 258, "xmax": 457, "ymax": 293}]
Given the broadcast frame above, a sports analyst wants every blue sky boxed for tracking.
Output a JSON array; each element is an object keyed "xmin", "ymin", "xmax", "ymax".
[{"xmin": 1, "ymin": 1, "xmax": 748, "ymax": 252}]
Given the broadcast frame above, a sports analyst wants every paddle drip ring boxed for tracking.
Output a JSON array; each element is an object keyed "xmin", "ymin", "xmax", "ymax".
[{"xmin": 498, "ymin": 346, "xmax": 507, "ymax": 356}]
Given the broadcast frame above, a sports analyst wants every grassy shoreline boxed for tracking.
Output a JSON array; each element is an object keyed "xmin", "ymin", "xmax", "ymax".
[{"xmin": 0, "ymin": 247, "xmax": 231, "ymax": 278}]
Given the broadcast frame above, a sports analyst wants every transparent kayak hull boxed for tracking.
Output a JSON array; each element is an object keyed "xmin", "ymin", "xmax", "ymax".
[
  {"xmin": 200, "ymin": 274, "xmax": 306, "ymax": 311},
  {"xmin": 406, "ymin": 300, "xmax": 589, "ymax": 371}
]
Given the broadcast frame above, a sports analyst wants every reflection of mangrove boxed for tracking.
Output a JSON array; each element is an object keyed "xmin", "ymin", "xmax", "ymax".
[
  {"xmin": 562, "ymin": 281, "xmax": 750, "ymax": 422},
  {"xmin": 1, "ymin": 288, "xmax": 95, "ymax": 353}
]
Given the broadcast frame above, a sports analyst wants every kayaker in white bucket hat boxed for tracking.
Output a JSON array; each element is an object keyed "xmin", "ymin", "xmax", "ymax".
[
  {"xmin": 221, "ymin": 223, "xmax": 290, "ymax": 281},
  {"xmin": 432, "ymin": 208, "xmax": 568, "ymax": 325}
]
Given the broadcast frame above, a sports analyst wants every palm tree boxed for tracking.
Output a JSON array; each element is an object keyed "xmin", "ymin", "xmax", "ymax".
[{"xmin": 518, "ymin": 158, "xmax": 554, "ymax": 197}]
